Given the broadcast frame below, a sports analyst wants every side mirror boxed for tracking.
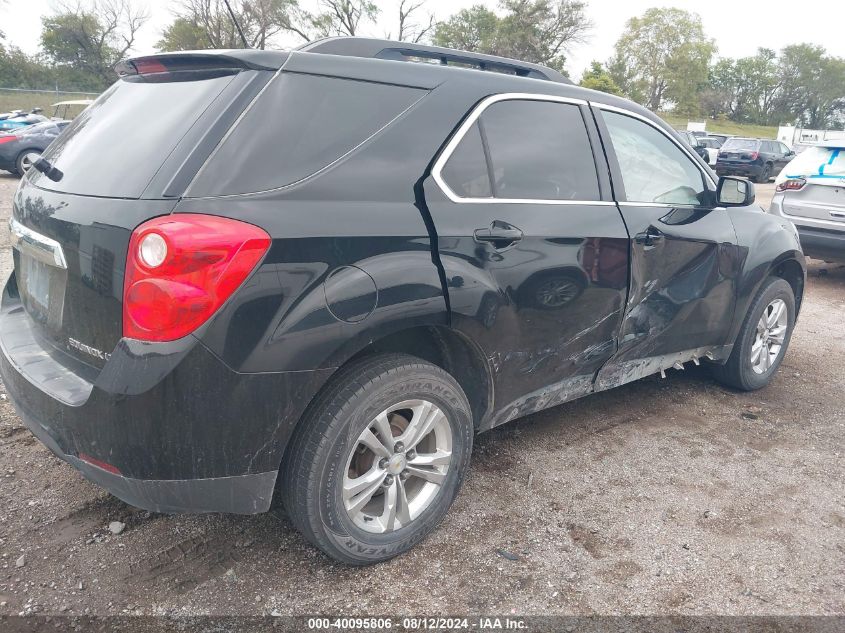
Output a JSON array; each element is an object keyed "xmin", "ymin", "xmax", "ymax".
[{"xmin": 717, "ymin": 176, "xmax": 755, "ymax": 207}]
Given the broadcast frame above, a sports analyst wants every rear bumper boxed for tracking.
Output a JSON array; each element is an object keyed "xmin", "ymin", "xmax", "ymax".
[
  {"xmin": 0, "ymin": 275, "xmax": 333, "ymax": 514},
  {"xmin": 795, "ymin": 225, "xmax": 845, "ymax": 263},
  {"xmin": 13, "ymin": 397, "xmax": 277, "ymax": 513},
  {"xmin": 716, "ymin": 163, "xmax": 762, "ymax": 178}
]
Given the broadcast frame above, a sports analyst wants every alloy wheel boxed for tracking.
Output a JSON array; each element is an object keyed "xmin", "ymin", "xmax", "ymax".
[
  {"xmin": 20, "ymin": 151, "xmax": 40, "ymax": 172},
  {"xmin": 536, "ymin": 278, "xmax": 580, "ymax": 307},
  {"xmin": 343, "ymin": 399, "xmax": 452, "ymax": 534},
  {"xmin": 750, "ymin": 298, "xmax": 787, "ymax": 374}
]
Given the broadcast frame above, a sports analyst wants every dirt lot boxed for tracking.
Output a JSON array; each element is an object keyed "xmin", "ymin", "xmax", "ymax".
[{"xmin": 0, "ymin": 173, "xmax": 842, "ymax": 617}]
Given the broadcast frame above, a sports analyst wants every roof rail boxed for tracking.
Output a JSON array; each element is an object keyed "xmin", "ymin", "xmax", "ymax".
[{"xmin": 297, "ymin": 37, "xmax": 572, "ymax": 84}]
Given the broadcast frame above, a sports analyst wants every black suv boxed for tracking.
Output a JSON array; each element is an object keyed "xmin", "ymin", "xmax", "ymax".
[
  {"xmin": 716, "ymin": 137, "xmax": 795, "ymax": 183},
  {"xmin": 1, "ymin": 38, "xmax": 805, "ymax": 565}
]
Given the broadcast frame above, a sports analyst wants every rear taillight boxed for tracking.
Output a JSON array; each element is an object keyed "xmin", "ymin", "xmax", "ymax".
[
  {"xmin": 0, "ymin": 135, "xmax": 15, "ymax": 144},
  {"xmin": 123, "ymin": 214, "xmax": 271, "ymax": 342},
  {"xmin": 776, "ymin": 178, "xmax": 807, "ymax": 193},
  {"xmin": 742, "ymin": 151, "xmax": 759, "ymax": 160}
]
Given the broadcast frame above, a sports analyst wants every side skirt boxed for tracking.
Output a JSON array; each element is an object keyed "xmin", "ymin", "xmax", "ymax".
[{"xmin": 480, "ymin": 345, "xmax": 733, "ymax": 432}]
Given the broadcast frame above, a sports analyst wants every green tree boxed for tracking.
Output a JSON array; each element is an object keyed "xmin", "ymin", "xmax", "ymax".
[
  {"xmin": 309, "ymin": 0, "xmax": 379, "ymax": 37},
  {"xmin": 157, "ymin": 17, "xmax": 211, "ymax": 51},
  {"xmin": 41, "ymin": 0, "xmax": 148, "ymax": 89},
  {"xmin": 731, "ymin": 48, "xmax": 781, "ymax": 124},
  {"xmin": 159, "ymin": 0, "xmax": 308, "ymax": 50},
  {"xmin": 432, "ymin": 5, "xmax": 498, "ymax": 53},
  {"xmin": 701, "ymin": 57, "xmax": 739, "ymax": 119},
  {"xmin": 610, "ymin": 7, "xmax": 715, "ymax": 113},
  {"xmin": 434, "ymin": 0, "xmax": 591, "ymax": 74},
  {"xmin": 776, "ymin": 44, "xmax": 845, "ymax": 128},
  {"xmin": 579, "ymin": 60, "xmax": 620, "ymax": 95}
]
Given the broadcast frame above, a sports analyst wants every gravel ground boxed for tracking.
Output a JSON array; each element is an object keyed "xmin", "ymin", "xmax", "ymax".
[{"xmin": 0, "ymin": 174, "xmax": 842, "ymax": 617}]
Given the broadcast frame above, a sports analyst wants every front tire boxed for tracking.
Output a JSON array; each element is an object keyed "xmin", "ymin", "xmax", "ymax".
[
  {"xmin": 282, "ymin": 353, "xmax": 473, "ymax": 565},
  {"xmin": 711, "ymin": 277, "xmax": 795, "ymax": 391}
]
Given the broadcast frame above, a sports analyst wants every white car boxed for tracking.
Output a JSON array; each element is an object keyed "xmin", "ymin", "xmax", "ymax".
[
  {"xmin": 698, "ymin": 136, "xmax": 723, "ymax": 166},
  {"xmin": 769, "ymin": 141, "xmax": 845, "ymax": 263}
]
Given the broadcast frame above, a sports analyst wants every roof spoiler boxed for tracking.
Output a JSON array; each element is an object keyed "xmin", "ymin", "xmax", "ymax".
[
  {"xmin": 298, "ymin": 37, "xmax": 572, "ymax": 84},
  {"xmin": 115, "ymin": 50, "xmax": 289, "ymax": 76}
]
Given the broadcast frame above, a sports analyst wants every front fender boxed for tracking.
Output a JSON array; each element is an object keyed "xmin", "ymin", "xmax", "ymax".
[{"xmin": 726, "ymin": 207, "xmax": 806, "ymax": 344}]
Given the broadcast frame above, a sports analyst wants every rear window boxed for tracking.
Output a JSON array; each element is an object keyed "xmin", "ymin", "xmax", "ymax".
[
  {"xmin": 187, "ymin": 73, "xmax": 426, "ymax": 196},
  {"xmin": 722, "ymin": 138, "xmax": 759, "ymax": 151},
  {"xmin": 32, "ymin": 72, "xmax": 237, "ymax": 198}
]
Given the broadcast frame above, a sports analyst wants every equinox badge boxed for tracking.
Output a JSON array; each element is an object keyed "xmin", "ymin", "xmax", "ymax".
[{"xmin": 68, "ymin": 338, "xmax": 111, "ymax": 361}]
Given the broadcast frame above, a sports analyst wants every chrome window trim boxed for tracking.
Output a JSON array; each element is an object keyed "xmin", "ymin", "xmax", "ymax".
[
  {"xmin": 618, "ymin": 202, "xmax": 727, "ymax": 211},
  {"xmin": 591, "ymin": 102, "xmax": 717, "ymax": 190},
  {"xmin": 431, "ymin": 92, "xmax": 614, "ymax": 206},
  {"xmin": 9, "ymin": 217, "xmax": 67, "ymax": 269}
]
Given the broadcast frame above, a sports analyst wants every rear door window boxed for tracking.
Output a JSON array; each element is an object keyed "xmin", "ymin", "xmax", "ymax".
[
  {"xmin": 188, "ymin": 73, "xmax": 426, "ymax": 196},
  {"xmin": 440, "ymin": 122, "xmax": 492, "ymax": 198},
  {"xmin": 480, "ymin": 100, "xmax": 600, "ymax": 201}
]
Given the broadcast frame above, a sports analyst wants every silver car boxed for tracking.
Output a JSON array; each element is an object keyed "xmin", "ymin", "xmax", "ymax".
[{"xmin": 770, "ymin": 142, "xmax": 845, "ymax": 263}]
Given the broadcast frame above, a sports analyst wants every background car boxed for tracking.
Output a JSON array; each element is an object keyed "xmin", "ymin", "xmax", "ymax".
[
  {"xmin": 697, "ymin": 136, "xmax": 723, "ymax": 166},
  {"xmin": 0, "ymin": 120, "xmax": 69, "ymax": 175},
  {"xmin": 716, "ymin": 137, "xmax": 795, "ymax": 183},
  {"xmin": 770, "ymin": 141, "xmax": 845, "ymax": 263},
  {"xmin": 0, "ymin": 109, "xmax": 49, "ymax": 132},
  {"xmin": 51, "ymin": 99, "xmax": 94, "ymax": 120},
  {"xmin": 706, "ymin": 133, "xmax": 732, "ymax": 146},
  {"xmin": 678, "ymin": 130, "xmax": 711, "ymax": 164}
]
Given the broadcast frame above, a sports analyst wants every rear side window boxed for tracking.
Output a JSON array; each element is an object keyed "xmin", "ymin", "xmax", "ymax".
[
  {"xmin": 440, "ymin": 122, "xmax": 492, "ymax": 198},
  {"xmin": 439, "ymin": 98, "xmax": 600, "ymax": 201},
  {"xmin": 188, "ymin": 73, "xmax": 425, "ymax": 196}
]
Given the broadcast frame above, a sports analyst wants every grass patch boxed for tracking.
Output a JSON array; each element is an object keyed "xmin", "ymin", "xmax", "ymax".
[{"xmin": 659, "ymin": 112, "xmax": 779, "ymax": 139}]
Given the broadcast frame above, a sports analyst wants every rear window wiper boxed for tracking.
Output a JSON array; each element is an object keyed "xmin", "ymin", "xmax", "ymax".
[{"xmin": 33, "ymin": 157, "xmax": 63, "ymax": 182}]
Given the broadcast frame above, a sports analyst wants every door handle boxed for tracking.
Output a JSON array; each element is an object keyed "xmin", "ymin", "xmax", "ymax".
[
  {"xmin": 634, "ymin": 227, "xmax": 664, "ymax": 247},
  {"xmin": 474, "ymin": 221, "xmax": 523, "ymax": 247}
]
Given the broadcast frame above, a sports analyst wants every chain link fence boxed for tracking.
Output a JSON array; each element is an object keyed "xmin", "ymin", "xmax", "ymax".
[{"xmin": 0, "ymin": 87, "xmax": 100, "ymax": 117}]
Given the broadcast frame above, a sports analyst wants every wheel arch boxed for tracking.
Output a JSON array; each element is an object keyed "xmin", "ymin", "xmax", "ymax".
[
  {"xmin": 272, "ymin": 325, "xmax": 494, "ymax": 505},
  {"xmin": 769, "ymin": 256, "xmax": 805, "ymax": 318},
  {"xmin": 339, "ymin": 325, "xmax": 493, "ymax": 431}
]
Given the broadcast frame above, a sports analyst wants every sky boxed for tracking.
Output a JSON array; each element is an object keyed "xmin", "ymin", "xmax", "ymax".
[{"xmin": 3, "ymin": 0, "xmax": 845, "ymax": 80}]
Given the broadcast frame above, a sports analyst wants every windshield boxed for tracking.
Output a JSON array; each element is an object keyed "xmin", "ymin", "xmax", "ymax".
[{"xmin": 722, "ymin": 138, "xmax": 759, "ymax": 151}]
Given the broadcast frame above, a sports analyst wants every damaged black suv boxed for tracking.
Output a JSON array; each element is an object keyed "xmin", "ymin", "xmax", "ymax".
[{"xmin": 1, "ymin": 38, "xmax": 805, "ymax": 564}]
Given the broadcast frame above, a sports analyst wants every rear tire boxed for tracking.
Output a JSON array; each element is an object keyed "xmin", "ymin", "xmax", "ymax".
[
  {"xmin": 755, "ymin": 164, "xmax": 771, "ymax": 184},
  {"xmin": 711, "ymin": 277, "xmax": 795, "ymax": 391},
  {"xmin": 15, "ymin": 150, "xmax": 40, "ymax": 176},
  {"xmin": 282, "ymin": 353, "xmax": 473, "ymax": 565}
]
